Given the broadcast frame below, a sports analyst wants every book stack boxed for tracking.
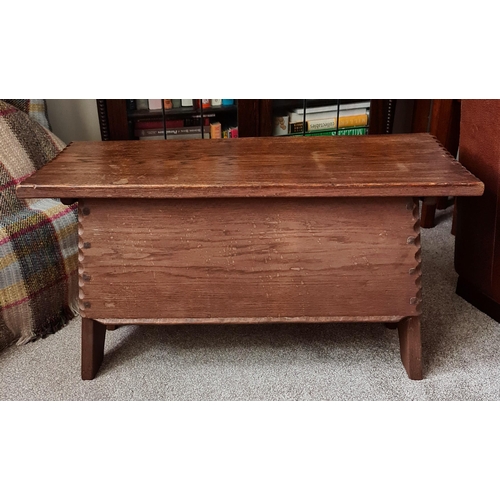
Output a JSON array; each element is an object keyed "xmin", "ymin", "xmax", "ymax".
[
  {"xmin": 135, "ymin": 117, "xmax": 211, "ymax": 140},
  {"xmin": 275, "ymin": 101, "xmax": 370, "ymax": 136},
  {"xmin": 222, "ymin": 126, "xmax": 238, "ymax": 138},
  {"xmin": 129, "ymin": 99, "xmax": 238, "ymax": 140}
]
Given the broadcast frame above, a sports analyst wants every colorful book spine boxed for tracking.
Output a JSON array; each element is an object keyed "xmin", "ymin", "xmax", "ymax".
[
  {"xmin": 222, "ymin": 99, "xmax": 234, "ymax": 106},
  {"xmin": 202, "ymin": 99, "xmax": 211, "ymax": 109},
  {"xmin": 307, "ymin": 127, "xmax": 368, "ymax": 137},
  {"xmin": 163, "ymin": 99, "xmax": 173, "ymax": 110},
  {"xmin": 135, "ymin": 119, "xmax": 185, "ymax": 130},
  {"xmin": 290, "ymin": 113, "xmax": 369, "ymax": 134},
  {"xmin": 210, "ymin": 122, "xmax": 222, "ymax": 139}
]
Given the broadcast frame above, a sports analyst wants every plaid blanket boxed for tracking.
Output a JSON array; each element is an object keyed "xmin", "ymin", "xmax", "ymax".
[{"xmin": 0, "ymin": 100, "xmax": 78, "ymax": 351}]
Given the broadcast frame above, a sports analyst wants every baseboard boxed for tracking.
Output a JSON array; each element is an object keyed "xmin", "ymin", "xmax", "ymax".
[{"xmin": 456, "ymin": 276, "xmax": 500, "ymax": 324}]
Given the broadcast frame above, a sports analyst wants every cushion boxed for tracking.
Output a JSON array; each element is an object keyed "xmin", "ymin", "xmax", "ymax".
[
  {"xmin": 0, "ymin": 100, "xmax": 78, "ymax": 350},
  {"xmin": 1, "ymin": 99, "xmax": 51, "ymax": 130}
]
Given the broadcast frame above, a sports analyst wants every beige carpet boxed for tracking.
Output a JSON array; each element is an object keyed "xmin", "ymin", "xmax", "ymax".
[{"xmin": 1, "ymin": 206, "xmax": 499, "ymax": 400}]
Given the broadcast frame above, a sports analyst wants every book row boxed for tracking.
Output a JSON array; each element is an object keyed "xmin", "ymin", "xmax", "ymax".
[
  {"xmin": 128, "ymin": 99, "xmax": 236, "ymax": 111},
  {"xmin": 136, "ymin": 123, "xmax": 238, "ymax": 140},
  {"xmin": 273, "ymin": 101, "xmax": 371, "ymax": 136}
]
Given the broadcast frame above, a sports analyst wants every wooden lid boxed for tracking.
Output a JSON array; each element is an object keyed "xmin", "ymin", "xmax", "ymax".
[{"xmin": 17, "ymin": 134, "xmax": 484, "ymax": 199}]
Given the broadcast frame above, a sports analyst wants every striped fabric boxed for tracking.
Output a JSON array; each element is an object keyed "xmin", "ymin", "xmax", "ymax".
[
  {"xmin": 0, "ymin": 100, "xmax": 78, "ymax": 351},
  {"xmin": 1, "ymin": 99, "xmax": 51, "ymax": 130}
]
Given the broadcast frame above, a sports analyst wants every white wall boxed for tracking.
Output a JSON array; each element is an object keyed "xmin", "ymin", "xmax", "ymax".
[{"xmin": 46, "ymin": 99, "xmax": 101, "ymax": 143}]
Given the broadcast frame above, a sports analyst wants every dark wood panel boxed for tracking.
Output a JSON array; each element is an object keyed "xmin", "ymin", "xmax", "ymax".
[
  {"xmin": 104, "ymin": 99, "xmax": 130, "ymax": 140},
  {"xmin": 455, "ymin": 99, "xmax": 500, "ymax": 301},
  {"xmin": 368, "ymin": 99, "xmax": 397, "ymax": 134},
  {"xmin": 411, "ymin": 100, "xmax": 432, "ymax": 133},
  {"xmin": 237, "ymin": 99, "xmax": 260, "ymax": 137},
  {"xmin": 79, "ymin": 197, "xmax": 421, "ymax": 321},
  {"xmin": 17, "ymin": 134, "xmax": 484, "ymax": 199}
]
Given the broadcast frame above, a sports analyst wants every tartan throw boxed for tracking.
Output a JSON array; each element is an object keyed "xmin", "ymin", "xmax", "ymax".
[
  {"xmin": 1, "ymin": 99, "xmax": 51, "ymax": 130},
  {"xmin": 0, "ymin": 100, "xmax": 78, "ymax": 351}
]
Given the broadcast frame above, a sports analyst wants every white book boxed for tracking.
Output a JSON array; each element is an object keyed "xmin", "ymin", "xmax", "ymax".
[
  {"xmin": 291, "ymin": 101, "xmax": 370, "ymax": 117},
  {"xmin": 181, "ymin": 99, "xmax": 193, "ymax": 106},
  {"xmin": 148, "ymin": 99, "xmax": 162, "ymax": 110},
  {"xmin": 289, "ymin": 107, "xmax": 369, "ymax": 124}
]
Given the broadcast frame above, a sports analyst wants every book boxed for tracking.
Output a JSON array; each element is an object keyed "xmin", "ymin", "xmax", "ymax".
[
  {"xmin": 135, "ymin": 126, "xmax": 211, "ymax": 138},
  {"xmin": 136, "ymin": 99, "xmax": 148, "ymax": 110},
  {"xmin": 211, "ymin": 99, "xmax": 222, "ymax": 107},
  {"xmin": 134, "ymin": 119, "xmax": 185, "ymax": 130},
  {"xmin": 172, "ymin": 99, "xmax": 181, "ymax": 108},
  {"xmin": 288, "ymin": 105, "xmax": 370, "ymax": 124},
  {"xmin": 163, "ymin": 99, "xmax": 173, "ymax": 110},
  {"xmin": 222, "ymin": 99, "xmax": 234, "ymax": 106},
  {"xmin": 148, "ymin": 99, "xmax": 162, "ymax": 110},
  {"xmin": 273, "ymin": 116, "xmax": 289, "ymax": 136},
  {"xmin": 181, "ymin": 99, "xmax": 193, "ymax": 106},
  {"xmin": 202, "ymin": 99, "xmax": 210, "ymax": 109},
  {"xmin": 210, "ymin": 122, "xmax": 222, "ymax": 139},
  {"xmin": 307, "ymin": 127, "xmax": 368, "ymax": 137},
  {"xmin": 138, "ymin": 134, "xmax": 209, "ymax": 140},
  {"xmin": 290, "ymin": 113, "xmax": 369, "ymax": 134},
  {"xmin": 291, "ymin": 101, "xmax": 370, "ymax": 118}
]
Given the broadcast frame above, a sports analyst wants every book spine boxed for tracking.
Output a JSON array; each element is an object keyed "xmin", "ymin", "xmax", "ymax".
[
  {"xmin": 202, "ymin": 99, "xmax": 211, "ymax": 109},
  {"xmin": 148, "ymin": 99, "xmax": 162, "ymax": 110},
  {"xmin": 135, "ymin": 126, "xmax": 210, "ymax": 137},
  {"xmin": 172, "ymin": 99, "xmax": 181, "ymax": 108},
  {"xmin": 307, "ymin": 127, "xmax": 368, "ymax": 137},
  {"xmin": 210, "ymin": 122, "xmax": 222, "ymax": 139},
  {"xmin": 292, "ymin": 101, "xmax": 371, "ymax": 116},
  {"xmin": 163, "ymin": 99, "xmax": 173, "ymax": 110},
  {"xmin": 136, "ymin": 99, "xmax": 149, "ymax": 110},
  {"xmin": 181, "ymin": 99, "xmax": 193, "ymax": 106},
  {"xmin": 307, "ymin": 114, "xmax": 368, "ymax": 132},
  {"xmin": 222, "ymin": 99, "xmax": 234, "ymax": 106},
  {"xmin": 211, "ymin": 99, "xmax": 222, "ymax": 107},
  {"xmin": 135, "ymin": 119, "xmax": 185, "ymax": 130},
  {"xmin": 290, "ymin": 114, "xmax": 368, "ymax": 133}
]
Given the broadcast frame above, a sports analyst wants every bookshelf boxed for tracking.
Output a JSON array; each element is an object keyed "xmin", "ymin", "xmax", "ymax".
[{"xmin": 97, "ymin": 99, "xmax": 396, "ymax": 140}]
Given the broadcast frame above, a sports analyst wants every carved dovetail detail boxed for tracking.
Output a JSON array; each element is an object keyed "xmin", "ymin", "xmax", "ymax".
[
  {"xmin": 78, "ymin": 200, "xmax": 88, "ymax": 316},
  {"xmin": 409, "ymin": 198, "xmax": 422, "ymax": 314}
]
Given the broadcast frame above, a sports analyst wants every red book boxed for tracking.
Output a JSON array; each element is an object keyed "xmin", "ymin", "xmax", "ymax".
[{"xmin": 135, "ymin": 119, "xmax": 185, "ymax": 130}]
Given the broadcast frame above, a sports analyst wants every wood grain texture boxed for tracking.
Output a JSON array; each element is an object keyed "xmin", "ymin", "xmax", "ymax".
[
  {"xmin": 398, "ymin": 316, "xmax": 422, "ymax": 380},
  {"xmin": 455, "ymin": 99, "xmax": 500, "ymax": 305},
  {"xmin": 17, "ymin": 134, "xmax": 484, "ymax": 200},
  {"xmin": 78, "ymin": 197, "xmax": 422, "ymax": 322}
]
